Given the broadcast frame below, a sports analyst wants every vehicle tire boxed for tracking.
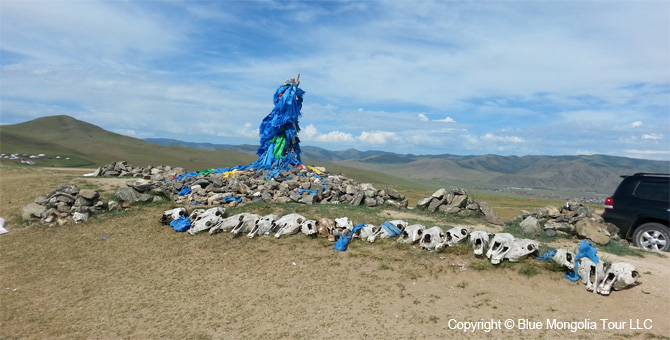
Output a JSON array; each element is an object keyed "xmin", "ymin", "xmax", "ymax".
[{"xmin": 632, "ymin": 223, "xmax": 670, "ymax": 252}]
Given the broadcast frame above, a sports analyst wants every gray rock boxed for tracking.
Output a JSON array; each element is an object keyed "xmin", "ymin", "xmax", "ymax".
[
  {"xmin": 575, "ymin": 219, "xmax": 610, "ymax": 244},
  {"xmin": 115, "ymin": 187, "xmax": 141, "ymax": 202},
  {"xmin": 350, "ymin": 191, "xmax": 365, "ymax": 206},
  {"xmin": 520, "ymin": 216, "xmax": 540, "ymax": 234},
  {"xmin": 22, "ymin": 203, "xmax": 46, "ymax": 220},
  {"xmin": 431, "ymin": 188, "xmax": 447, "ymax": 199},
  {"xmin": 417, "ymin": 197, "xmax": 433, "ymax": 208},
  {"xmin": 479, "ymin": 201, "xmax": 502, "ymax": 225},
  {"xmin": 138, "ymin": 194, "xmax": 154, "ymax": 202},
  {"xmin": 78, "ymin": 189, "xmax": 99, "ymax": 200}
]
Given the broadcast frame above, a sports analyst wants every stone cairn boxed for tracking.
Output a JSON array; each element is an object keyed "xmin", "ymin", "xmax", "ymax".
[
  {"xmin": 20, "ymin": 184, "xmax": 122, "ymax": 226},
  {"xmin": 509, "ymin": 200, "xmax": 619, "ymax": 245},
  {"xmin": 416, "ymin": 188, "xmax": 503, "ymax": 225},
  {"xmin": 93, "ymin": 161, "xmax": 409, "ymax": 209}
]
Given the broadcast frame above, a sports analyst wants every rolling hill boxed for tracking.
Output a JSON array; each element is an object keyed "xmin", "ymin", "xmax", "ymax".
[{"xmin": 2, "ymin": 115, "xmax": 668, "ymax": 194}]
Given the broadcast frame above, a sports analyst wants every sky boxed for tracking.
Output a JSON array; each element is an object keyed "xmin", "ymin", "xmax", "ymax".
[{"xmin": 1, "ymin": 1, "xmax": 669, "ymax": 161}]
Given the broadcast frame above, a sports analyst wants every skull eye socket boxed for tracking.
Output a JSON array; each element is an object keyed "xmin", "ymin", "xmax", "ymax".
[
  {"xmin": 417, "ymin": 230, "xmax": 423, "ymax": 236},
  {"xmin": 492, "ymin": 241, "xmax": 502, "ymax": 250},
  {"xmin": 501, "ymin": 246, "xmax": 509, "ymax": 253},
  {"xmin": 566, "ymin": 253, "xmax": 573, "ymax": 261},
  {"xmin": 460, "ymin": 229, "xmax": 467, "ymax": 236},
  {"xmin": 205, "ymin": 221, "xmax": 212, "ymax": 227},
  {"xmin": 526, "ymin": 245, "xmax": 534, "ymax": 251}
]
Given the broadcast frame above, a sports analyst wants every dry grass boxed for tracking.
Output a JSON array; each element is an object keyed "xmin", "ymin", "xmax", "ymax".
[{"xmin": 1, "ymin": 164, "xmax": 668, "ymax": 339}]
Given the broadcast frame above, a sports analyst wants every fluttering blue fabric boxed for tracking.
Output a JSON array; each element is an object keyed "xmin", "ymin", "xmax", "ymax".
[
  {"xmin": 565, "ymin": 240, "xmax": 599, "ymax": 282},
  {"xmin": 170, "ymin": 216, "xmax": 191, "ymax": 232},
  {"xmin": 223, "ymin": 196, "xmax": 242, "ymax": 203},
  {"xmin": 178, "ymin": 186, "xmax": 192, "ymax": 196},
  {"xmin": 381, "ymin": 221, "xmax": 403, "ymax": 237},
  {"xmin": 250, "ymin": 80, "xmax": 305, "ymax": 173},
  {"xmin": 334, "ymin": 223, "xmax": 366, "ymax": 251},
  {"xmin": 536, "ymin": 249, "xmax": 557, "ymax": 261}
]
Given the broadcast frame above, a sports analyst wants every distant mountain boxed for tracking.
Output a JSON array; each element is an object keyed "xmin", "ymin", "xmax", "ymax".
[
  {"xmin": 2, "ymin": 115, "xmax": 667, "ymax": 195},
  {"xmin": 144, "ymin": 136, "xmax": 669, "ymax": 194}
]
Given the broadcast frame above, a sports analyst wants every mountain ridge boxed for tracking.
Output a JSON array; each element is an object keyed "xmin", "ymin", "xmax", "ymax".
[{"xmin": 1, "ymin": 115, "xmax": 667, "ymax": 194}]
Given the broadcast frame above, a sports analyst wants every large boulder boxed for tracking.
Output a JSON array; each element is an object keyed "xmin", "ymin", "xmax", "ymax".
[{"xmin": 575, "ymin": 219, "xmax": 611, "ymax": 244}]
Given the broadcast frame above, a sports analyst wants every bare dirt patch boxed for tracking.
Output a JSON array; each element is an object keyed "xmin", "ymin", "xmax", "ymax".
[{"xmin": 1, "ymin": 166, "xmax": 668, "ymax": 339}]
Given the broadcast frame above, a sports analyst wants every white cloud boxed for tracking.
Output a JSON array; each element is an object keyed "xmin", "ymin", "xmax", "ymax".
[
  {"xmin": 631, "ymin": 121, "xmax": 643, "ymax": 127},
  {"xmin": 358, "ymin": 131, "xmax": 397, "ymax": 144},
  {"xmin": 642, "ymin": 133, "xmax": 663, "ymax": 140},
  {"xmin": 418, "ymin": 113, "xmax": 429, "ymax": 121},
  {"xmin": 434, "ymin": 116, "xmax": 456, "ymax": 123},
  {"xmin": 316, "ymin": 131, "xmax": 356, "ymax": 143},
  {"xmin": 481, "ymin": 133, "xmax": 525, "ymax": 143}
]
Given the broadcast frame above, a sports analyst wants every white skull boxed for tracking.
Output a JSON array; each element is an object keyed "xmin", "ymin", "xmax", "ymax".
[
  {"xmin": 230, "ymin": 213, "xmax": 262, "ymax": 237},
  {"xmin": 208, "ymin": 213, "xmax": 246, "ymax": 235},
  {"xmin": 504, "ymin": 239, "xmax": 539, "ymax": 262},
  {"xmin": 160, "ymin": 207, "xmax": 189, "ymax": 224},
  {"xmin": 386, "ymin": 220, "xmax": 409, "ymax": 231},
  {"xmin": 486, "ymin": 233, "xmax": 515, "ymax": 264},
  {"xmin": 333, "ymin": 217, "xmax": 354, "ymax": 239},
  {"xmin": 397, "ymin": 224, "xmax": 426, "ymax": 244},
  {"xmin": 355, "ymin": 224, "xmax": 378, "ymax": 240},
  {"xmin": 247, "ymin": 214, "xmax": 278, "ymax": 238},
  {"xmin": 188, "ymin": 214, "xmax": 225, "ymax": 235},
  {"xmin": 420, "ymin": 226, "xmax": 445, "ymax": 251},
  {"xmin": 442, "ymin": 226, "xmax": 470, "ymax": 247},
  {"xmin": 597, "ymin": 262, "xmax": 640, "ymax": 296},
  {"xmin": 552, "ymin": 249, "xmax": 576, "ymax": 270},
  {"xmin": 468, "ymin": 230, "xmax": 490, "ymax": 256},
  {"xmin": 300, "ymin": 219, "xmax": 318, "ymax": 236},
  {"xmin": 188, "ymin": 208, "xmax": 207, "ymax": 221},
  {"xmin": 577, "ymin": 257, "xmax": 606, "ymax": 292},
  {"xmin": 272, "ymin": 213, "xmax": 307, "ymax": 238},
  {"xmin": 367, "ymin": 226, "xmax": 390, "ymax": 243}
]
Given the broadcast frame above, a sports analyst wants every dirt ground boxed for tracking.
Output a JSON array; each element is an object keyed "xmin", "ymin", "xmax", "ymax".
[{"xmin": 1, "ymin": 167, "xmax": 669, "ymax": 339}]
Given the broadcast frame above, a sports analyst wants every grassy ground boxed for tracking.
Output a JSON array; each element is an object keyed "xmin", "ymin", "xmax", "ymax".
[{"xmin": 2, "ymin": 164, "xmax": 667, "ymax": 340}]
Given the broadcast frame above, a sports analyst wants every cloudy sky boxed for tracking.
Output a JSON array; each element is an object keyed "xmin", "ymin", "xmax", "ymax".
[{"xmin": 1, "ymin": 1, "xmax": 668, "ymax": 160}]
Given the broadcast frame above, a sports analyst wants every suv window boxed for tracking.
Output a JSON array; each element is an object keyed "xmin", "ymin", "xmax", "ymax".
[{"xmin": 634, "ymin": 179, "xmax": 669, "ymax": 202}]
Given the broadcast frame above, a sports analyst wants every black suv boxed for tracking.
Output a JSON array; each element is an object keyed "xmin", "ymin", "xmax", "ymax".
[{"xmin": 602, "ymin": 173, "xmax": 670, "ymax": 252}]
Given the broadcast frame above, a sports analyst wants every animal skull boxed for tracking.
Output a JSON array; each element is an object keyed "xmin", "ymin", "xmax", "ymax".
[
  {"xmin": 367, "ymin": 226, "xmax": 390, "ymax": 243},
  {"xmin": 420, "ymin": 226, "xmax": 445, "ymax": 251},
  {"xmin": 397, "ymin": 224, "xmax": 425, "ymax": 244},
  {"xmin": 597, "ymin": 262, "xmax": 640, "ymax": 296},
  {"xmin": 355, "ymin": 224, "xmax": 378, "ymax": 240},
  {"xmin": 300, "ymin": 219, "xmax": 318, "ymax": 236},
  {"xmin": 333, "ymin": 217, "xmax": 354, "ymax": 239},
  {"xmin": 442, "ymin": 226, "xmax": 470, "ymax": 247},
  {"xmin": 577, "ymin": 257, "xmax": 606, "ymax": 292},
  {"xmin": 247, "ymin": 214, "xmax": 278, "ymax": 238},
  {"xmin": 552, "ymin": 249, "xmax": 576, "ymax": 270},
  {"xmin": 486, "ymin": 233, "xmax": 515, "ymax": 264},
  {"xmin": 187, "ymin": 207, "xmax": 227, "ymax": 235},
  {"xmin": 160, "ymin": 207, "xmax": 189, "ymax": 225},
  {"xmin": 316, "ymin": 218, "xmax": 336, "ymax": 242},
  {"xmin": 207, "ymin": 213, "xmax": 248, "ymax": 235},
  {"xmin": 468, "ymin": 230, "xmax": 490, "ymax": 256},
  {"xmin": 230, "ymin": 213, "xmax": 262, "ymax": 237},
  {"xmin": 504, "ymin": 239, "xmax": 539, "ymax": 262},
  {"xmin": 271, "ymin": 213, "xmax": 307, "ymax": 238},
  {"xmin": 188, "ymin": 214, "xmax": 225, "ymax": 235}
]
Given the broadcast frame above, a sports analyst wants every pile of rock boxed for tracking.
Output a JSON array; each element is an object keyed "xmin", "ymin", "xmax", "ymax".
[
  {"xmin": 94, "ymin": 161, "xmax": 409, "ymax": 209},
  {"xmin": 21, "ymin": 184, "xmax": 122, "ymax": 226},
  {"xmin": 509, "ymin": 200, "xmax": 618, "ymax": 244},
  {"xmin": 416, "ymin": 188, "xmax": 502, "ymax": 225},
  {"xmin": 89, "ymin": 161, "xmax": 182, "ymax": 181}
]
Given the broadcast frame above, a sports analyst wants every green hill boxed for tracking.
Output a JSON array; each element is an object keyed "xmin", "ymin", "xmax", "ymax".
[{"xmin": 0, "ymin": 115, "xmax": 255, "ymax": 171}]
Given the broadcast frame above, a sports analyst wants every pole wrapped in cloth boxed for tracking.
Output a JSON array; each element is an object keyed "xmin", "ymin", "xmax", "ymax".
[{"xmin": 251, "ymin": 78, "xmax": 305, "ymax": 172}]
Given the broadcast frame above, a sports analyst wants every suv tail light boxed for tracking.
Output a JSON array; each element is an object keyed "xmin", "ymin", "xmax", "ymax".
[{"xmin": 604, "ymin": 197, "xmax": 613, "ymax": 209}]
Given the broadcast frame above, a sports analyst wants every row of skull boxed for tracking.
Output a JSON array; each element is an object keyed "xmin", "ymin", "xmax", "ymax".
[{"xmin": 161, "ymin": 207, "xmax": 640, "ymax": 296}]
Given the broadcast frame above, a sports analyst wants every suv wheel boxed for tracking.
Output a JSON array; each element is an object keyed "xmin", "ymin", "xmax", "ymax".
[{"xmin": 632, "ymin": 222, "xmax": 670, "ymax": 252}]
